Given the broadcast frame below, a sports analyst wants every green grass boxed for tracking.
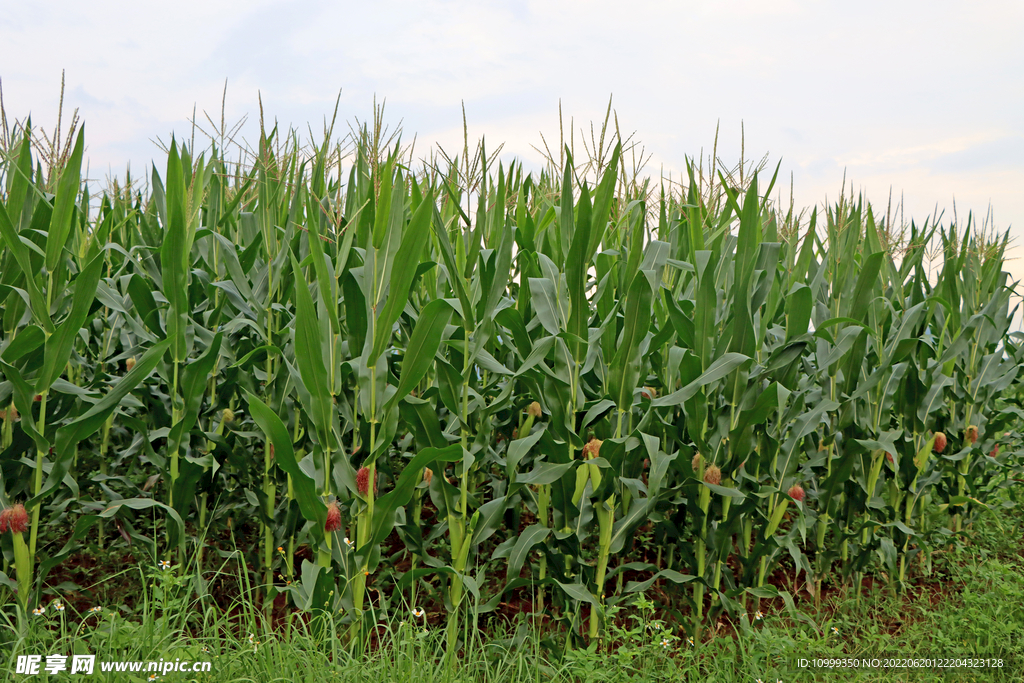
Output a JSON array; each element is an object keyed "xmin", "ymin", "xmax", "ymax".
[{"xmin": 7, "ymin": 494, "xmax": 1024, "ymax": 682}]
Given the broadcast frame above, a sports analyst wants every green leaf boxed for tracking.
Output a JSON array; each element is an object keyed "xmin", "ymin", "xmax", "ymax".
[
  {"xmin": 367, "ymin": 444, "xmax": 462, "ymax": 548},
  {"xmin": 917, "ymin": 371, "xmax": 953, "ymax": 425},
  {"xmin": 515, "ymin": 335, "xmax": 556, "ymax": 377},
  {"xmin": 566, "ymin": 182, "xmax": 592, "ymax": 362},
  {"xmin": 396, "ymin": 566, "xmax": 456, "ymax": 590},
  {"xmin": 581, "ymin": 399, "xmax": 616, "ymax": 430},
  {"xmin": 483, "ymin": 222, "xmax": 515, "ymax": 320},
  {"xmin": 1, "ymin": 361, "xmax": 49, "ymax": 454},
  {"xmin": 160, "ymin": 139, "xmax": 194, "ymax": 362},
  {"xmin": 168, "ymin": 333, "xmax": 223, "ymax": 457},
  {"xmin": 608, "ymin": 272, "xmax": 653, "ymax": 411},
  {"xmin": 295, "ymin": 560, "xmax": 335, "ymax": 615},
  {"xmin": 506, "ymin": 524, "xmax": 550, "ymax": 583},
  {"xmin": 389, "ymin": 298, "xmax": 453, "ymax": 407},
  {"xmin": 290, "ymin": 253, "xmax": 334, "ymax": 445},
  {"xmin": 506, "ymin": 428, "xmax": 545, "ymax": 478},
  {"xmin": 44, "ymin": 127, "xmax": 86, "ymax": 273},
  {"xmin": 849, "ymin": 251, "xmax": 884, "ymax": 322},
  {"xmin": 371, "ymin": 153, "xmax": 396, "ymax": 249},
  {"xmin": 512, "ymin": 461, "xmax": 576, "ymax": 489},
  {"xmin": 0, "ymin": 200, "xmax": 49, "ymax": 330},
  {"xmin": 785, "ymin": 284, "xmax": 812, "ymax": 340},
  {"xmin": 304, "ymin": 209, "xmax": 340, "ymax": 335},
  {"xmin": 4, "ymin": 125, "xmax": 34, "ymax": 233},
  {"xmin": 554, "ymin": 579, "xmax": 598, "ymax": 605},
  {"xmin": 100, "ymin": 497, "xmax": 186, "ymax": 553},
  {"xmin": 229, "ymin": 345, "xmax": 282, "ymax": 370},
  {"xmin": 400, "ymin": 397, "xmax": 447, "ymax": 449},
  {"xmin": 431, "ymin": 206, "xmax": 474, "ymax": 328},
  {"xmin": 471, "ymin": 495, "xmax": 509, "ymax": 545},
  {"xmin": 29, "ymin": 340, "xmax": 171, "ymax": 507},
  {"xmin": 703, "ymin": 482, "xmax": 746, "ymax": 498},
  {"xmin": 732, "ymin": 382, "xmax": 786, "ymax": 437},
  {"xmin": 128, "ymin": 273, "xmax": 163, "ymax": 335},
  {"xmin": 588, "ymin": 143, "xmax": 621, "ymax": 258},
  {"xmin": 653, "ymin": 353, "xmax": 751, "ymax": 407},
  {"xmin": 244, "ymin": 390, "xmax": 326, "ymax": 534},
  {"xmin": 1, "ymin": 324, "xmax": 44, "ymax": 363},
  {"xmin": 37, "ymin": 251, "xmax": 105, "ymax": 393},
  {"xmin": 624, "ymin": 569, "xmax": 696, "ymax": 593},
  {"xmin": 609, "ymin": 496, "xmax": 658, "ymax": 554},
  {"xmin": 730, "ymin": 175, "xmax": 761, "ymax": 359},
  {"xmin": 528, "ymin": 277, "xmax": 564, "ymax": 336},
  {"xmin": 369, "ymin": 189, "xmax": 434, "ymax": 364},
  {"xmin": 342, "ymin": 271, "xmax": 367, "ymax": 354},
  {"xmin": 693, "ymin": 252, "xmax": 716, "ymax": 370}
]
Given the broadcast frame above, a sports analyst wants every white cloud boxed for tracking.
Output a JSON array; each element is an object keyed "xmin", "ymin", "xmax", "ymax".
[{"xmin": 1, "ymin": 0, "xmax": 1020, "ymax": 271}]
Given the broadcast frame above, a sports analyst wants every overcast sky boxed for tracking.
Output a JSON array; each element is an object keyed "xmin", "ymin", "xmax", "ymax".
[{"xmin": 2, "ymin": 0, "xmax": 1022, "ymax": 297}]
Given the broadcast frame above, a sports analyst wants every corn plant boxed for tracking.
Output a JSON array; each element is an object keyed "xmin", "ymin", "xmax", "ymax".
[{"xmin": 1, "ymin": 104, "xmax": 1021, "ymax": 655}]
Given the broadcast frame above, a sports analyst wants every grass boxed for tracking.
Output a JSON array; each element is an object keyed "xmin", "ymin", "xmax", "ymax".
[{"xmin": 6, "ymin": 492, "xmax": 1024, "ymax": 682}]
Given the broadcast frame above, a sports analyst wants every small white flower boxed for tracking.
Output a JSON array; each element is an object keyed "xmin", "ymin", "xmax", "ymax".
[
  {"xmin": 148, "ymin": 675, "xmax": 159, "ymax": 682},
  {"xmin": 52, "ymin": 601, "xmax": 65, "ymax": 611},
  {"xmin": 755, "ymin": 610, "xmax": 764, "ymax": 621},
  {"xmin": 89, "ymin": 606, "xmax": 103, "ymax": 613},
  {"xmin": 831, "ymin": 626, "xmax": 839, "ymax": 636},
  {"xmin": 158, "ymin": 560, "xmax": 171, "ymax": 570},
  {"xmin": 687, "ymin": 636, "xmax": 694, "ymax": 646},
  {"xmin": 33, "ymin": 607, "xmax": 45, "ymax": 616},
  {"xmin": 412, "ymin": 607, "xmax": 425, "ymax": 618},
  {"xmin": 344, "ymin": 537, "xmax": 354, "ymax": 549},
  {"xmin": 660, "ymin": 637, "xmax": 670, "ymax": 649}
]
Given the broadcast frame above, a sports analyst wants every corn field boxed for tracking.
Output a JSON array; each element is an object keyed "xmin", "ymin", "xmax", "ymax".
[{"xmin": 1, "ymin": 109, "xmax": 1023, "ymax": 652}]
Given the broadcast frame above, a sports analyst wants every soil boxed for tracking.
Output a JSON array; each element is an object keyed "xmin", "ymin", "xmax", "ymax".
[{"xmin": 29, "ymin": 503, "xmax": 998, "ymax": 656}]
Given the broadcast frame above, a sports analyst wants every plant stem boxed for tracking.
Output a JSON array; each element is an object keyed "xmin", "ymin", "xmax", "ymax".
[
  {"xmin": 537, "ymin": 483, "xmax": 550, "ymax": 614},
  {"xmin": 29, "ymin": 390, "xmax": 48, "ymax": 565},
  {"xmin": 12, "ymin": 531, "xmax": 31, "ymax": 613},
  {"xmin": 693, "ymin": 481, "xmax": 710, "ymax": 637},
  {"xmin": 588, "ymin": 410, "xmax": 622, "ymax": 643},
  {"xmin": 447, "ymin": 327, "xmax": 473, "ymax": 661},
  {"xmin": 98, "ymin": 413, "xmax": 114, "ymax": 551}
]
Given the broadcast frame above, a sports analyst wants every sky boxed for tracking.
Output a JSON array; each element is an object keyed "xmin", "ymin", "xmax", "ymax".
[{"xmin": 1, "ymin": 0, "xmax": 1022, "ymax": 300}]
